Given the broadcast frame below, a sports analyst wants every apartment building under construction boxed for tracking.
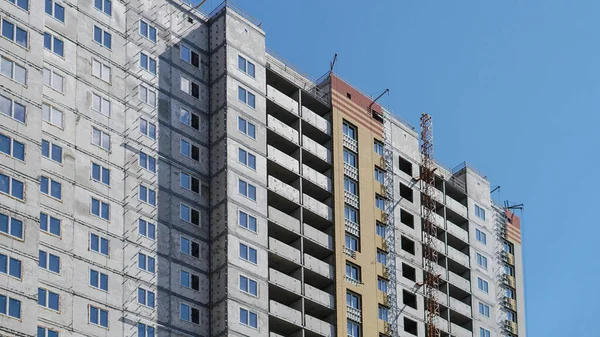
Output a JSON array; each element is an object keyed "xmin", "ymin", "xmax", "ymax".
[{"xmin": 0, "ymin": 1, "xmax": 525, "ymax": 336}]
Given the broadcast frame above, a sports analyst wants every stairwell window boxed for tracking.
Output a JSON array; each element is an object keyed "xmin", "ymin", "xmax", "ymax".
[
  {"xmin": 92, "ymin": 93, "xmax": 111, "ymax": 116},
  {"xmin": 40, "ymin": 212, "xmax": 61, "ymax": 237},
  {"xmin": 89, "ymin": 305, "xmax": 109, "ymax": 328},
  {"xmin": 180, "ymin": 203, "xmax": 200, "ymax": 226},
  {"xmin": 138, "ymin": 287, "xmax": 155, "ymax": 308},
  {"xmin": 239, "ymin": 210, "xmax": 257, "ymax": 232},
  {"xmin": 180, "ymin": 236, "xmax": 200, "ymax": 258},
  {"xmin": 180, "ymin": 303, "xmax": 200, "ymax": 324},
  {"xmin": 139, "ymin": 20, "xmax": 157, "ymax": 43},
  {"xmin": 180, "ymin": 270, "xmax": 200, "ymax": 291},
  {"xmin": 239, "ymin": 275, "xmax": 258, "ymax": 296},
  {"xmin": 478, "ymin": 302, "xmax": 490, "ymax": 317},
  {"xmin": 139, "ymin": 151, "xmax": 156, "ymax": 173},
  {"xmin": 475, "ymin": 204, "xmax": 486, "ymax": 220},
  {"xmin": 342, "ymin": 121, "xmax": 357, "ymax": 140},
  {"xmin": 180, "ymin": 172, "xmax": 200, "ymax": 194},
  {"xmin": 138, "ymin": 253, "xmax": 155, "ymax": 273},
  {"xmin": 91, "ymin": 163, "xmax": 110, "ymax": 186},
  {"xmin": 41, "ymin": 139, "xmax": 62, "ymax": 163},
  {"xmin": 1, "ymin": 55, "xmax": 26, "ymax": 85},
  {"xmin": 476, "ymin": 229, "xmax": 487, "ymax": 245},
  {"xmin": 90, "ymin": 269, "xmax": 108, "ymax": 291},
  {"xmin": 0, "ymin": 253, "xmax": 21, "ymax": 279},
  {"xmin": 139, "ymin": 184, "xmax": 156, "ymax": 206},
  {"xmin": 0, "ymin": 95, "xmax": 26, "ymax": 123},
  {"xmin": 40, "ymin": 176, "xmax": 62, "ymax": 200},
  {"xmin": 139, "ymin": 84, "xmax": 156, "ymax": 107},
  {"xmin": 91, "ymin": 197, "xmax": 110, "ymax": 220},
  {"xmin": 2, "ymin": 19, "xmax": 28, "ymax": 48},
  {"xmin": 138, "ymin": 219, "xmax": 156, "ymax": 240},
  {"xmin": 180, "ymin": 139, "xmax": 200, "ymax": 161},
  {"xmin": 238, "ymin": 148, "xmax": 256, "ymax": 170},
  {"xmin": 92, "ymin": 58, "xmax": 111, "ymax": 83},
  {"xmin": 239, "ymin": 243, "xmax": 257, "ymax": 264},
  {"xmin": 240, "ymin": 307, "xmax": 258, "ymax": 328},
  {"xmin": 344, "ymin": 177, "xmax": 358, "ymax": 195},
  {"xmin": 90, "ymin": 233, "xmax": 109, "ymax": 256},
  {"xmin": 180, "ymin": 44, "xmax": 200, "ymax": 68},
  {"xmin": 477, "ymin": 277, "xmax": 489, "ymax": 293},
  {"xmin": 374, "ymin": 167, "xmax": 384, "ymax": 183},
  {"xmin": 374, "ymin": 140, "xmax": 384, "ymax": 155},
  {"xmin": 93, "ymin": 26, "xmax": 111, "ymax": 49},
  {"xmin": 1, "ymin": 134, "xmax": 24, "ymax": 161},
  {"xmin": 238, "ymin": 86, "xmax": 256, "ymax": 109},
  {"xmin": 344, "ymin": 205, "xmax": 358, "ymax": 223},
  {"xmin": 0, "ymin": 173, "xmax": 24, "ymax": 201},
  {"xmin": 238, "ymin": 179, "xmax": 256, "ymax": 201},
  {"xmin": 238, "ymin": 55, "xmax": 255, "ymax": 78},
  {"xmin": 343, "ymin": 149, "xmax": 357, "ymax": 168},
  {"xmin": 180, "ymin": 76, "xmax": 200, "ymax": 99},
  {"xmin": 345, "ymin": 234, "xmax": 359, "ymax": 252},
  {"xmin": 238, "ymin": 117, "xmax": 256, "ymax": 139},
  {"xmin": 138, "ymin": 323, "xmax": 155, "ymax": 337},
  {"xmin": 92, "ymin": 127, "xmax": 110, "ymax": 150},
  {"xmin": 45, "ymin": 0, "xmax": 65, "ymax": 22},
  {"xmin": 476, "ymin": 253, "xmax": 488, "ymax": 269},
  {"xmin": 180, "ymin": 108, "xmax": 200, "ymax": 130},
  {"xmin": 375, "ymin": 194, "xmax": 386, "ymax": 210},
  {"xmin": 139, "ymin": 52, "xmax": 157, "ymax": 75},
  {"xmin": 38, "ymin": 288, "xmax": 60, "ymax": 311}
]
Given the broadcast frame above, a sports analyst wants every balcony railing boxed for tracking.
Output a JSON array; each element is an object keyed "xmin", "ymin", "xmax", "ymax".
[
  {"xmin": 303, "ymin": 135, "xmax": 332, "ymax": 164},
  {"xmin": 303, "ymin": 194, "xmax": 332, "ymax": 221},
  {"xmin": 269, "ymin": 268, "xmax": 301, "ymax": 294},
  {"xmin": 450, "ymin": 323, "xmax": 471, "ymax": 337},
  {"xmin": 303, "ymin": 164, "xmax": 331, "ymax": 192},
  {"xmin": 302, "ymin": 106, "xmax": 331, "ymax": 135},
  {"xmin": 268, "ymin": 145, "xmax": 299, "ymax": 174},
  {"xmin": 305, "ymin": 314, "xmax": 335, "ymax": 337},
  {"xmin": 269, "ymin": 300, "xmax": 302, "ymax": 326},
  {"xmin": 342, "ymin": 134, "xmax": 357, "ymax": 152},
  {"xmin": 305, "ymin": 283, "xmax": 334, "ymax": 309},
  {"xmin": 344, "ymin": 219, "xmax": 359, "ymax": 237},
  {"xmin": 268, "ymin": 115, "xmax": 299, "ymax": 144},
  {"xmin": 304, "ymin": 223, "xmax": 333, "ymax": 250},
  {"xmin": 268, "ymin": 175, "xmax": 300, "ymax": 204},
  {"xmin": 269, "ymin": 237, "xmax": 301, "ymax": 264},
  {"xmin": 268, "ymin": 206, "xmax": 300, "ymax": 233},
  {"xmin": 346, "ymin": 305, "xmax": 362, "ymax": 323},
  {"xmin": 304, "ymin": 253, "xmax": 333, "ymax": 279},
  {"xmin": 267, "ymin": 85, "xmax": 298, "ymax": 115},
  {"xmin": 448, "ymin": 297, "xmax": 471, "ymax": 317},
  {"xmin": 344, "ymin": 162, "xmax": 358, "ymax": 180},
  {"xmin": 344, "ymin": 190, "xmax": 359, "ymax": 208},
  {"xmin": 448, "ymin": 271, "xmax": 470, "ymax": 292}
]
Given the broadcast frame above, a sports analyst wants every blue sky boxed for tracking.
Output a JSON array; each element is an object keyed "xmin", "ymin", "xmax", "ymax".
[{"xmin": 203, "ymin": 1, "xmax": 600, "ymax": 335}]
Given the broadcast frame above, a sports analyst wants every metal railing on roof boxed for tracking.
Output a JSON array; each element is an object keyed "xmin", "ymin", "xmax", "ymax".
[
  {"xmin": 452, "ymin": 161, "xmax": 488, "ymax": 181},
  {"xmin": 208, "ymin": 0, "xmax": 262, "ymax": 28}
]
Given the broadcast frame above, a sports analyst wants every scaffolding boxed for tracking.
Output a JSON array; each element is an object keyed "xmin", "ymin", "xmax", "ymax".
[{"xmin": 493, "ymin": 203, "xmax": 509, "ymax": 336}]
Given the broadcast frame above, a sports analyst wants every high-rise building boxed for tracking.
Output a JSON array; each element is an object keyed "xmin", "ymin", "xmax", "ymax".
[{"xmin": 0, "ymin": 1, "xmax": 525, "ymax": 337}]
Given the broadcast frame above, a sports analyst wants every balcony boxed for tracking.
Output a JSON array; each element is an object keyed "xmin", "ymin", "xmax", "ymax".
[
  {"xmin": 304, "ymin": 224, "xmax": 333, "ymax": 250},
  {"xmin": 302, "ymin": 106, "xmax": 330, "ymax": 135},
  {"xmin": 342, "ymin": 134, "xmax": 358, "ymax": 152},
  {"xmin": 503, "ymin": 274, "xmax": 516, "ymax": 288},
  {"xmin": 344, "ymin": 190, "xmax": 359, "ymax": 209},
  {"xmin": 431, "ymin": 211, "xmax": 445, "ymax": 229},
  {"xmin": 269, "ymin": 176, "xmax": 300, "ymax": 204},
  {"xmin": 445, "ymin": 196, "xmax": 467, "ymax": 218},
  {"xmin": 269, "ymin": 268, "xmax": 301, "ymax": 295},
  {"xmin": 502, "ymin": 251, "xmax": 515, "ymax": 265},
  {"xmin": 448, "ymin": 297, "xmax": 471, "ymax": 318},
  {"xmin": 303, "ymin": 164, "xmax": 331, "ymax": 192},
  {"xmin": 431, "ymin": 187, "xmax": 444, "ymax": 203},
  {"xmin": 450, "ymin": 323, "xmax": 471, "ymax": 337},
  {"xmin": 267, "ymin": 85, "xmax": 298, "ymax": 115},
  {"xmin": 347, "ymin": 306, "xmax": 361, "ymax": 323},
  {"xmin": 432, "ymin": 263, "xmax": 447, "ymax": 281},
  {"xmin": 304, "ymin": 253, "xmax": 333, "ymax": 279},
  {"xmin": 448, "ymin": 271, "xmax": 470, "ymax": 293},
  {"xmin": 305, "ymin": 314, "xmax": 335, "ymax": 337},
  {"xmin": 269, "ymin": 237, "xmax": 301, "ymax": 264},
  {"xmin": 432, "ymin": 237, "xmax": 446, "ymax": 255},
  {"xmin": 305, "ymin": 283, "xmax": 334, "ymax": 309},
  {"xmin": 268, "ymin": 145, "xmax": 300, "ymax": 174},
  {"xmin": 432, "ymin": 288, "xmax": 448, "ymax": 306},
  {"xmin": 303, "ymin": 135, "xmax": 332, "ymax": 164},
  {"xmin": 446, "ymin": 219, "xmax": 468, "ymax": 243},
  {"xmin": 447, "ymin": 246, "xmax": 469, "ymax": 267},
  {"xmin": 344, "ymin": 219, "xmax": 359, "ymax": 237},
  {"xmin": 343, "ymin": 162, "xmax": 358, "ymax": 181},
  {"xmin": 503, "ymin": 296, "xmax": 517, "ymax": 311},
  {"xmin": 504, "ymin": 320, "xmax": 518, "ymax": 334},
  {"xmin": 270, "ymin": 300, "xmax": 302, "ymax": 327},
  {"xmin": 303, "ymin": 194, "xmax": 333, "ymax": 221},
  {"xmin": 269, "ymin": 206, "xmax": 301, "ymax": 234},
  {"xmin": 268, "ymin": 115, "xmax": 299, "ymax": 145}
]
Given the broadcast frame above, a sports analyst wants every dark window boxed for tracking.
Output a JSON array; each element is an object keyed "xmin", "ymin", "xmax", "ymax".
[
  {"xmin": 401, "ymin": 236, "xmax": 415, "ymax": 255},
  {"xmin": 402, "ymin": 263, "xmax": 416, "ymax": 281},
  {"xmin": 399, "ymin": 156, "xmax": 412, "ymax": 175},
  {"xmin": 400, "ymin": 209, "xmax": 414, "ymax": 228},
  {"xmin": 346, "ymin": 92, "xmax": 351, "ymax": 99},
  {"xmin": 400, "ymin": 183, "xmax": 413, "ymax": 202},
  {"xmin": 403, "ymin": 290, "xmax": 417, "ymax": 309},
  {"xmin": 404, "ymin": 317, "xmax": 418, "ymax": 336}
]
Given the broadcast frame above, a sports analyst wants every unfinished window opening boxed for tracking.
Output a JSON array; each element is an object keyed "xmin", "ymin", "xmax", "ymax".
[
  {"xmin": 401, "ymin": 236, "xmax": 415, "ymax": 255},
  {"xmin": 400, "ymin": 209, "xmax": 414, "ymax": 228},
  {"xmin": 399, "ymin": 156, "xmax": 412, "ymax": 176},
  {"xmin": 400, "ymin": 183, "xmax": 413, "ymax": 202},
  {"xmin": 404, "ymin": 317, "xmax": 418, "ymax": 336},
  {"xmin": 372, "ymin": 109, "xmax": 383, "ymax": 123},
  {"xmin": 402, "ymin": 263, "xmax": 416, "ymax": 281},
  {"xmin": 346, "ymin": 92, "xmax": 352, "ymax": 99},
  {"xmin": 402, "ymin": 290, "xmax": 417, "ymax": 309}
]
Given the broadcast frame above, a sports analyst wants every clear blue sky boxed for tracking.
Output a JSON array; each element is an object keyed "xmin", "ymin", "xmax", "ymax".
[{"xmin": 204, "ymin": 1, "xmax": 600, "ymax": 335}]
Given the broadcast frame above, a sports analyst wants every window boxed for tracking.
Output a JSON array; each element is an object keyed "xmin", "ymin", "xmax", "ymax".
[
  {"xmin": 0, "ymin": 55, "xmax": 26, "ymax": 85},
  {"xmin": 476, "ymin": 229, "xmax": 487, "ymax": 245},
  {"xmin": 402, "ymin": 263, "xmax": 416, "ymax": 281},
  {"xmin": 377, "ymin": 277, "xmax": 388, "ymax": 292},
  {"xmin": 180, "ymin": 139, "xmax": 200, "ymax": 161},
  {"xmin": 480, "ymin": 328, "xmax": 491, "ymax": 337},
  {"xmin": 91, "ymin": 162, "xmax": 110, "ymax": 185},
  {"xmin": 238, "ymin": 86, "xmax": 256, "ymax": 109},
  {"xmin": 476, "ymin": 253, "xmax": 488, "ymax": 269},
  {"xmin": 1, "ymin": 19, "xmax": 28, "ymax": 48},
  {"xmin": 0, "ymin": 294, "xmax": 21, "ymax": 319},
  {"xmin": 376, "ymin": 250, "xmax": 387, "ymax": 264},
  {"xmin": 139, "ymin": 151, "xmax": 157, "ymax": 173},
  {"xmin": 239, "ymin": 275, "xmax": 258, "ymax": 296},
  {"xmin": 40, "ymin": 176, "xmax": 62, "ymax": 200},
  {"xmin": 138, "ymin": 287, "xmax": 155, "ymax": 308},
  {"xmin": 139, "ymin": 85, "xmax": 156, "ymax": 107},
  {"xmin": 507, "ymin": 310, "xmax": 516, "ymax": 322},
  {"xmin": 478, "ymin": 302, "xmax": 490, "ymax": 317},
  {"xmin": 378, "ymin": 306, "xmax": 389, "ymax": 322},
  {"xmin": 503, "ymin": 241, "xmax": 514, "ymax": 254},
  {"xmin": 180, "ymin": 270, "xmax": 200, "ymax": 291},
  {"xmin": 90, "ymin": 269, "xmax": 108, "ymax": 291},
  {"xmin": 342, "ymin": 122, "xmax": 356, "ymax": 140},
  {"xmin": 0, "ymin": 253, "xmax": 21, "ymax": 279},
  {"xmin": 139, "ymin": 20, "xmax": 157, "ymax": 43},
  {"xmin": 43, "ymin": 32, "xmax": 64, "ymax": 57},
  {"xmin": 375, "ymin": 195, "xmax": 386, "ymax": 210},
  {"xmin": 180, "ymin": 76, "xmax": 200, "ymax": 99},
  {"xmin": 345, "ymin": 234, "xmax": 359, "ymax": 252},
  {"xmin": 7, "ymin": 0, "xmax": 28, "ymax": 10},
  {"xmin": 140, "ymin": 52, "xmax": 156, "ymax": 75},
  {"xmin": 238, "ymin": 117, "xmax": 256, "ymax": 139},
  {"xmin": 376, "ymin": 222, "xmax": 386, "ymax": 237},
  {"xmin": 344, "ymin": 205, "xmax": 358, "ymax": 223},
  {"xmin": 399, "ymin": 156, "xmax": 413, "ymax": 175},
  {"xmin": 374, "ymin": 167, "xmax": 384, "ymax": 183},
  {"xmin": 399, "ymin": 182, "xmax": 413, "ymax": 202},
  {"xmin": 92, "ymin": 127, "xmax": 110, "ymax": 150},
  {"xmin": 180, "ymin": 172, "xmax": 200, "ymax": 194},
  {"xmin": 239, "ymin": 243, "xmax": 257, "ymax": 264},
  {"xmin": 38, "ymin": 327, "xmax": 59, "ymax": 337},
  {"xmin": 238, "ymin": 55, "xmax": 255, "ymax": 77},
  {"xmin": 239, "ymin": 210, "xmax": 257, "ymax": 232},
  {"xmin": 180, "ymin": 236, "xmax": 200, "ymax": 258},
  {"xmin": 0, "ymin": 95, "xmax": 25, "ymax": 123},
  {"xmin": 0, "ymin": 173, "xmax": 24, "ymax": 200},
  {"xmin": 92, "ymin": 58, "xmax": 111, "ymax": 82},
  {"xmin": 475, "ymin": 204, "xmax": 486, "ymax": 220},
  {"xmin": 401, "ymin": 209, "xmax": 414, "ymax": 228},
  {"xmin": 138, "ymin": 323, "xmax": 155, "ymax": 337},
  {"xmin": 92, "ymin": 93, "xmax": 111, "ymax": 116},
  {"xmin": 0, "ymin": 213, "xmax": 22, "ymax": 239},
  {"xmin": 0, "ymin": 134, "xmax": 24, "ymax": 161},
  {"xmin": 91, "ymin": 197, "xmax": 110, "ymax": 220},
  {"xmin": 41, "ymin": 140, "xmax": 62, "ymax": 163},
  {"xmin": 89, "ymin": 305, "xmax": 108, "ymax": 328},
  {"xmin": 403, "ymin": 290, "xmax": 417, "ymax": 309},
  {"xmin": 180, "ymin": 203, "xmax": 200, "ymax": 226},
  {"xmin": 238, "ymin": 148, "xmax": 256, "ymax": 170},
  {"xmin": 506, "ymin": 287, "xmax": 515, "ymax": 299},
  {"xmin": 43, "ymin": 67, "xmax": 64, "ymax": 92},
  {"xmin": 238, "ymin": 179, "xmax": 256, "ymax": 201},
  {"xmin": 45, "ymin": 0, "xmax": 65, "ymax": 22},
  {"xmin": 90, "ymin": 233, "xmax": 109, "ymax": 256},
  {"xmin": 138, "ymin": 219, "xmax": 155, "ymax": 240},
  {"xmin": 93, "ymin": 26, "xmax": 111, "ymax": 49},
  {"xmin": 344, "ymin": 177, "xmax": 357, "ymax": 195},
  {"xmin": 240, "ymin": 307, "xmax": 258, "ymax": 328},
  {"xmin": 180, "ymin": 44, "xmax": 199, "ymax": 67},
  {"xmin": 42, "ymin": 103, "xmax": 63, "ymax": 128},
  {"xmin": 346, "ymin": 291, "xmax": 360, "ymax": 310},
  {"xmin": 180, "ymin": 108, "xmax": 200, "ymax": 130},
  {"xmin": 40, "ymin": 212, "xmax": 61, "ymax": 237},
  {"xmin": 505, "ymin": 264, "xmax": 515, "ymax": 276},
  {"xmin": 345, "ymin": 263, "xmax": 360, "ymax": 282},
  {"xmin": 138, "ymin": 252, "xmax": 155, "ymax": 273},
  {"xmin": 347, "ymin": 320, "xmax": 360, "ymax": 337},
  {"xmin": 180, "ymin": 303, "xmax": 200, "ymax": 324},
  {"xmin": 39, "ymin": 250, "xmax": 60, "ymax": 273},
  {"xmin": 38, "ymin": 288, "xmax": 59, "ymax": 311},
  {"xmin": 94, "ymin": 0, "xmax": 111, "ymax": 15},
  {"xmin": 374, "ymin": 140, "xmax": 383, "ymax": 155},
  {"xmin": 477, "ymin": 278, "xmax": 489, "ymax": 293},
  {"xmin": 343, "ymin": 149, "xmax": 357, "ymax": 167},
  {"xmin": 139, "ymin": 184, "xmax": 156, "ymax": 206}
]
